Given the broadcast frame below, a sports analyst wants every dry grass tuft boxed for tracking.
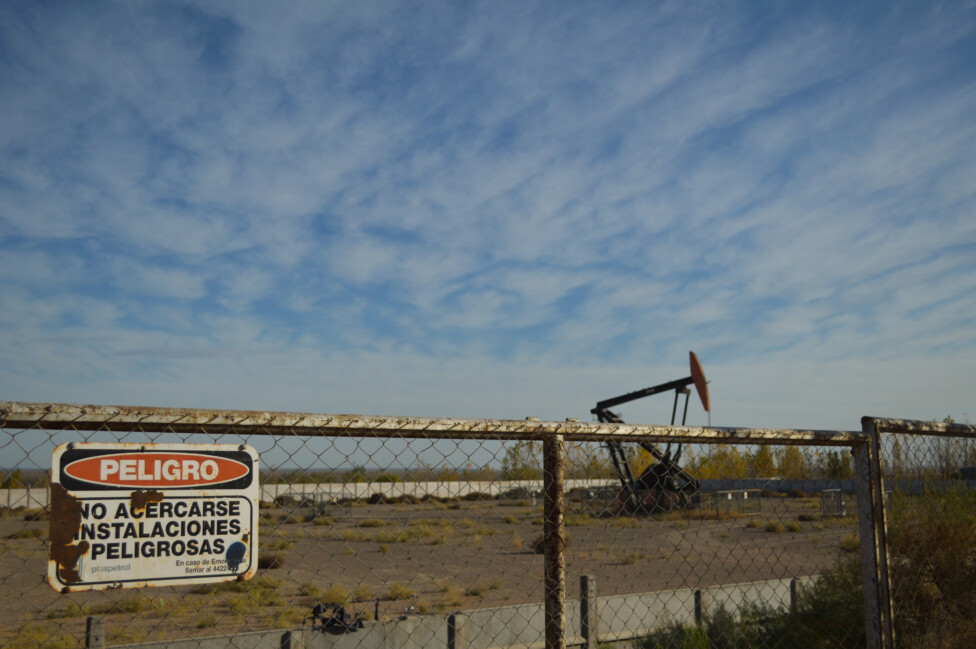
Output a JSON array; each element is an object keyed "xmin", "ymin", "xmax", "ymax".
[
  {"xmin": 321, "ymin": 584, "xmax": 350, "ymax": 604},
  {"xmin": 385, "ymin": 582, "xmax": 417, "ymax": 600},
  {"xmin": 258, "ymin": 551, "xmax": 286, "ymax": 569},
  {"xmin": 764, "ymin": 520, "xmax": 786, "ymax": 534}
]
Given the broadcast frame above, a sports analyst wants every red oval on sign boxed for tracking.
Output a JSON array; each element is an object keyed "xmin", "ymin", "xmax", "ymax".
[{"xmin": 64, "ymin": 453, "xmax": 249, "ymax": 488}]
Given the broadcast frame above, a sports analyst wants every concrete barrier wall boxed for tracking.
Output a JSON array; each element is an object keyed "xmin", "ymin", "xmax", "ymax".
[
  {"xmin": 307, "ymin": 615, "xmax": 448, "ymax": 649},
  {"xmin": 258, "ymin": 480, "xmax": 618, "ymax": 504},
  {"xmin": 463, "ymin": 602, "xmax": 546, "ymax": 649},
  {"xmin": 222, "ymin": 477, "xmax": 864, "ymax": 503},
  {"xmin": 108, "ymin": 627, "xmax": 305, "ymax": 649},
  {"xmin": 0, "ymin": 485, "xmax": 48, "ymax": 508},
  {"xmin": 700, "ymin": 478, "xmax": 857, "ymax": 494},
  {"xmin": 700, "ymin": 478, "xmax": 976, "ymax": 495},
  {"xmin": 111, "ymin": 575, "xmax": 819, "ymax": 649},
  {"xmin": 7, "ymin": 477, "xmax": 971, "ymax": 508},
  {"xmin": 595, "ymin": 586, "xmax": 697, "ymax": 641}
]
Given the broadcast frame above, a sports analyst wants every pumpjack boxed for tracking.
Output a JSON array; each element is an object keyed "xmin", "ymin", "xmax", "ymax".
[{"xmin": 591, "ymin": 352, "xmax": 710, "ymax": 514}]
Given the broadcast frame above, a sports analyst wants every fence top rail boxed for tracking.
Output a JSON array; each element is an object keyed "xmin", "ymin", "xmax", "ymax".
[
  {"xmin": 864, "ymin": 416, "xmax": 976, "ymax": 437},
  {"xmin": 1, "ymin": 401, "xmax": 866, "ymax": 447}
]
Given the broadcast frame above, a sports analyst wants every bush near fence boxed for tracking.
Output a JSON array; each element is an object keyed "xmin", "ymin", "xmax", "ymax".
[{"xmin": 639, "ymin": 459, "xmax": 976, "ymax": 648}]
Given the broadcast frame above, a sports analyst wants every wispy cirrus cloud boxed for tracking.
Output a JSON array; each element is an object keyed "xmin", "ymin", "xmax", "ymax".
[{"xmin": 0, "ymin": 1, "xmax": 973, "ymax": 433}]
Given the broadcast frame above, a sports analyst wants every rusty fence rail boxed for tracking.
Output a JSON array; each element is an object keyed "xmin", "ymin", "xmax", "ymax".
[{"xmin": 0, "ymin": 402, "xmax": 973, "ymax": 649}]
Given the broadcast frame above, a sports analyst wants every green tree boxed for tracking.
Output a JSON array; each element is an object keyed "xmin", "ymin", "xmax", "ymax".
[
  {"xmin": 776, "ymin": 447, "xmax": 806, "ymax": 479},
  {"xmin": 748, "ymin": 446, "xmax": 777, "ymax": 478},
  {"xmin": 891, "ymin": 438, "xmax": 905, "ymax": 480},
  {"xmin": 501, "ymin": 441, "xmax": 542, "ymax": 480},
  {"xmin": 435, "ymin": 466, "xmax": 461, "ymax": 481},
  {"xmin": 2, "ymin": 469, "xmax": 23, "ymax": 488},
  {"xmin": 686, "ymin": 445, "xmax": 747, "ymax": 479},
  {"xmin": 816, "ymin": 449, "xmax": 853, "ymax": 480},
  {"xmin": 460, "ymin": 463, "xmax": 497, "ymax": 481},
  {"xmin": 343, "ymin": 465, "xmax": 369, "ymax": 483},
  {"xmin": 565, "ymin": 443, "xmax": 612, "ymax": 479}
]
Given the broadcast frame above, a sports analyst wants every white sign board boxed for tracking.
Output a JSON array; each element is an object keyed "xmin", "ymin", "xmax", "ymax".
[{"xmin": 49, "ymin": 442, "xmax": 259, "ymax": 592}]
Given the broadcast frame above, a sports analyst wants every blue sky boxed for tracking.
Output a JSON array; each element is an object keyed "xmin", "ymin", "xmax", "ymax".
[{"xmin": 1, "ymin": 1, "xmax": 974, "ymax": 436}]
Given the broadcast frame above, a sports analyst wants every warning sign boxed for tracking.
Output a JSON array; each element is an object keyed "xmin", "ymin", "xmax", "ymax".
[{"xmin": 48, "ymin": 443, "xmax": 259, "ymax": 592}]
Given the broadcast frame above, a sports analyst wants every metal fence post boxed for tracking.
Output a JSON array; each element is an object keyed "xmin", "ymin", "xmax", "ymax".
[
  {"xmin": 580, "ymin": 574, "xmax": 597, "ymax": 649},
  {"xmin": 867, "ymin": 420, "xmax": 895, "ymax": 649},
  {"xmin": 85, "ymin": 616, "xmax": 105, "ymax": 649},
  {"xmin": 448, "ymin": 612, "xmax": 466, "ymax": 649},
  {"xmin": 854, "ymin": 419, "xmax": 895, "ymax": 649},
  {"xmin": 544, "ymin": 434, "xmax": 566, "ymax": 649},
  {"xmin": 694, "ymin": 589, "xmax": 703, "ymax": 626}
]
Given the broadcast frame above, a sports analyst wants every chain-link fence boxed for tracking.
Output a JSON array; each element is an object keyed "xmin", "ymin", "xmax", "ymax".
[
  {"xmin": 0, "ymin": 403, "xmax": 973, "ymax": 649},
  {"xmin": 870, "ymin": 418, "xmax": 976, "ymax": 649}
]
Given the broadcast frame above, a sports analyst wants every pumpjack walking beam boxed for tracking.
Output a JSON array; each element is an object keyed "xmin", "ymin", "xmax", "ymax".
[{"xmin": 591, "ymin": 352, "xmax": 710, "ymax": 511}]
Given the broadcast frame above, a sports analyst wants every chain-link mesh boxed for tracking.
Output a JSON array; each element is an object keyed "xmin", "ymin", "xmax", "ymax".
[
  {"xmin": 565, "ymin": 441, "xmax": 866, "ymax": 649},
  {"xmin": 1, "ymin": 403, "xmax": 971, "ymax": 649},
  {"xmin": 876, "ymin": 423, "xmax": 976, "ymax": 648}
]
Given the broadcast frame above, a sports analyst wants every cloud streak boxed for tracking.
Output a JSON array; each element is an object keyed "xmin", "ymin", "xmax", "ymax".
[{"xmin": 0, "ymin": 1, "xmax": 974, "ymax": 437}]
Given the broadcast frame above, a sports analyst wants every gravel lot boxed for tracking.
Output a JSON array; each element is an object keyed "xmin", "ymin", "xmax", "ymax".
[{"xmin": 0, "ymin": 492, "xmax": 858, "ymax": 647}]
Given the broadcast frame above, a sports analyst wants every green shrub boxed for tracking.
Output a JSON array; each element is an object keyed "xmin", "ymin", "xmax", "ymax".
[
  {"xmin": 636, "ymin": 621, "xmax": 709, "ymax": 649},
  {"xmin": 887, "ymin": 486, "xmax": 976, "ymax": 645},
  {"xmin": 117, "ymin": 594, "xmax": 153, "ymax": 613},
  {"xmin": 195, "ymin": 614, "xmax": 217, "ymax": 629},
  {"xmin": 351, "ymin": 584, "xmax": 372, "ymax": 601},
  {"xmin": 356, "ymin": 518, "xmax": 391, "ymax": 528},
  {"xmin": 637, "ymin": 485, "xmax": 976, "ymax": 649},
  {"xmin": 385, "ymin": 583, "xmax": 416, "ymax": 600},
  {"xmin": 191, "ymin": 575, "xmax": 280, "ymax": 594},
  {"xmin": 321, "ymin": 584, "xmax": 349, "ymax": 604},
  {"xmin": 258, "ymin": 551, "xmax": 285, "ymax": 569},
  {"xmin": 764, "ymin": 520, "xmax": 786, "ymax": 534}
]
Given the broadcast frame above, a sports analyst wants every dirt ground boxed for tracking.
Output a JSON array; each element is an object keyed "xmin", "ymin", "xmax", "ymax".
[{"xmin": 0, "ymin": 492, "xmax": 859, "ymax": 647}]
